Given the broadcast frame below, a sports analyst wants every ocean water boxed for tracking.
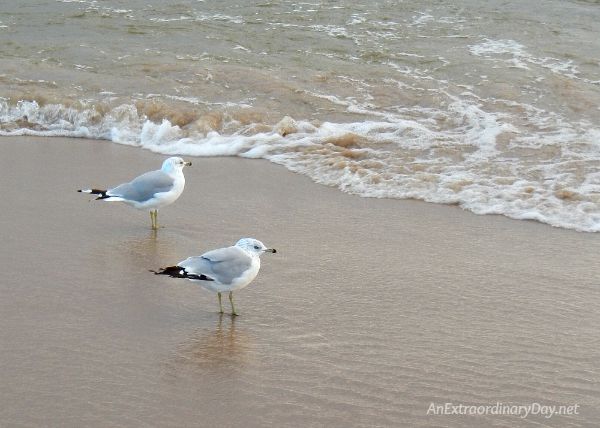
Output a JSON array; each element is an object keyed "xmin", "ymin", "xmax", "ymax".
[{"xmin": 1, "ymin": 0, "xmax": 599, "ymax": 231}]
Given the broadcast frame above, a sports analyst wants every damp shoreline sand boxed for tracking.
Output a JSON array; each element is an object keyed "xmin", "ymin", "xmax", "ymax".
[{"xmin": 1, "ymin": 136, "xmax": 599, "ymax": 427}]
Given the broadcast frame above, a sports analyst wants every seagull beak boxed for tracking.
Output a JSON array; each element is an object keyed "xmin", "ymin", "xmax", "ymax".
[
  {"xmin": 264, "ymin": 248, "xmax": 277, "ymax": 253},
  {"xmin": 184, "ymin": 161, "xmax": 192, "ymax": 166}
]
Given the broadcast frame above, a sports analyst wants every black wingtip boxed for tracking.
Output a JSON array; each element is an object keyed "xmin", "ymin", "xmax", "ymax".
[
  {"xmin": 187, "ymin": 273, "xmax": 214, "ymax": 281},
  {"xmin": 153, "ymin": 265, "xmax": 187, "ymax": 278},
  {"xmin": 78, "ymin": 188, "xmax": 108, "ymax": 198},
  {"xmin": 152, "ymin": 266, "xmax": 214, "ymax": 281}
]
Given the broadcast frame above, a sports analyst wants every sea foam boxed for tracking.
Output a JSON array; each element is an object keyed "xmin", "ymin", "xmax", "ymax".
[{"xmin": 1, "ymin": 96, "xmax": 598, "ymax": 232}]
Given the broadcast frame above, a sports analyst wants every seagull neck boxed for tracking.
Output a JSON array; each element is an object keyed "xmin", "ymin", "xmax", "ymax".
[
  {"xmin": 163, "ymin": 166, "xmax": 184, "ymax": 178},
  {"xmin": 239, "ymin": 247, "xmax": 261, "ymax": 261}
]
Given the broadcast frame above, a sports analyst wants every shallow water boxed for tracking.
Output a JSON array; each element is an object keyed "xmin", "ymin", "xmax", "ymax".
[
  {"xmin": 1, "ymin": 138, "xmax": 599, "ymax": 427},
  {"xmin": 0, "ymin": 0, "xmax": 599, "ymax": 231}
]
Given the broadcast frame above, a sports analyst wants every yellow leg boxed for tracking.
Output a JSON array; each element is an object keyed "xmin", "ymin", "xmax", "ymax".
[
  {"xmin": 217, "ymin": 292, "xmax": 224, "ymax": 314},
  {"xmin": 150, "ymin": 210, "xmax": 158, "ymax": 230},
  {"xmin": 229, "ymin": 292, "xmax": 238, "ymax": 316}
]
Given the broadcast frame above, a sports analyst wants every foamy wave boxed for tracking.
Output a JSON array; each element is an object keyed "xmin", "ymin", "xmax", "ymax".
[
  {"xmin": 469, "ymin": 38, "xmax": 580, "ymax": 77},
  {"xmin": 1, "ymin": 98, "xmax": 599, "ymax": 232}
]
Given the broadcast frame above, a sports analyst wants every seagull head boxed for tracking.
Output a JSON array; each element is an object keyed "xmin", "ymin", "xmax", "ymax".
[
  {"xmin": 236, "ymin": 238, "xmax": 277, "ymax": 256},
  {"xmin": 162, "ymin": 157, "xmax": 192, "ymax": 173}
]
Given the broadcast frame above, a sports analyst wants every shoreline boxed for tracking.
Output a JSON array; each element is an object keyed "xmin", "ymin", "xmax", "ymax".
[
  {"xmin": 2, "ymin": 133, "xmax": 596, "ymax": 236},
  {"xmin": 1, "ymin": 135, "xmax": 599, "ymax": 427}
]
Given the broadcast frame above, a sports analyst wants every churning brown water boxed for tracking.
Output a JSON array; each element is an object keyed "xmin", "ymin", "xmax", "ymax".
[{"xmin": 0, "ymin": 137, "xmax": 599, "ymax": 427}]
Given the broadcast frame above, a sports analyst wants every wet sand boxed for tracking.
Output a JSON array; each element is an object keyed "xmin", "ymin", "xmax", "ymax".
[{"xmin": 1, "ymin": 136, "xmax": 599, "ymax": 427}]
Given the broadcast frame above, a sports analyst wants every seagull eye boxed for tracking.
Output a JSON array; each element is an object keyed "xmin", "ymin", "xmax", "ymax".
[{"xmin": 254, "ymin": 245, "xmax": 260, "ymax": 250}]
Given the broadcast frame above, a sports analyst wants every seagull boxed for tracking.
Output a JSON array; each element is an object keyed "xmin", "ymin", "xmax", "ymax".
[
  {"xmin": 153, "ymin": 238, "xmax": 277, "ymax": 316},
  {"xmin": 78, "ymin": 157, "xmax": 192, "ymax": 229}
]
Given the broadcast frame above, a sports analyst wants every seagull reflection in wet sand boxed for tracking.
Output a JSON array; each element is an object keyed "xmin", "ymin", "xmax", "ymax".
[{"xmin": 171, "ymin": 314, "xmax": 254, "ymax": 370}]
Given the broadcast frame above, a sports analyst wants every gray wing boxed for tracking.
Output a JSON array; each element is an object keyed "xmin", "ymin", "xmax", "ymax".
[
  {"xmin": 179, "ymin": 246, "xmax": 253, "ymax": 285},
  {"xmin": 108, "ymin": 170, "xmax": 175, "ymax": 202}
]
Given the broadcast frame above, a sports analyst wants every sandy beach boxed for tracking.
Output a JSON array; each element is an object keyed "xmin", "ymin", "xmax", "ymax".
[{"xmin": 1, "ymin": 136, "xmax": 599, "ymax": 427}]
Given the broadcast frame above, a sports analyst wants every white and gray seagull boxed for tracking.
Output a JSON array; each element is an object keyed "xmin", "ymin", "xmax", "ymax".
[
  {"xmin": 153, "ymin": 238, "xmax": 277, "ymax": 316},
  {"xmin": 78, "ymin": 157, "xmax": 192, "ymax": 229}
]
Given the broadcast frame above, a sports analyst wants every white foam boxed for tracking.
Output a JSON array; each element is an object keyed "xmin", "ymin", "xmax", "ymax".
[
  {"xmin": 347, "ymin": 14, "xmax": 366, "ymax": 25},
  {"xmin": 1, "ymin": 96, "xmax": 599, "ymax": 232},
  {"xmin": 310, "ymin": 25, "xmax": 351, "ymax": 39},
  {"xmin": 410, "ymin": 13, "xmax": 435, "ymax": 27},
  {"xmin": 469, "ymin": 38, "xmax": 580, "ymax": 77},
  {"xmin": 194, "ymin": 13, "xmax": 243, "ymax": 25}
]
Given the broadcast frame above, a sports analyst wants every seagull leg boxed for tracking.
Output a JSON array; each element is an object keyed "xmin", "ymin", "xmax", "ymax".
[
  {"xmin": 229, "ymin": 292, "xmax": 238, "ymax": 316},
  {"xmin": 217, "ymin": 292, "xmax": 224, "ymax": 314},
  {"xmin": 150, "ymin": 209, "xmax": 159, "ymax": 230}
]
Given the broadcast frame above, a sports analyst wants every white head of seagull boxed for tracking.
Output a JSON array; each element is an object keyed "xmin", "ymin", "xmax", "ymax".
[
  {"xmin": 235, "ymin": 238, "xmax": 277, "ymax": 255},
  {"xmin": 161, "ymin": 157, "xmax": 192, "ymax": 175}
]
